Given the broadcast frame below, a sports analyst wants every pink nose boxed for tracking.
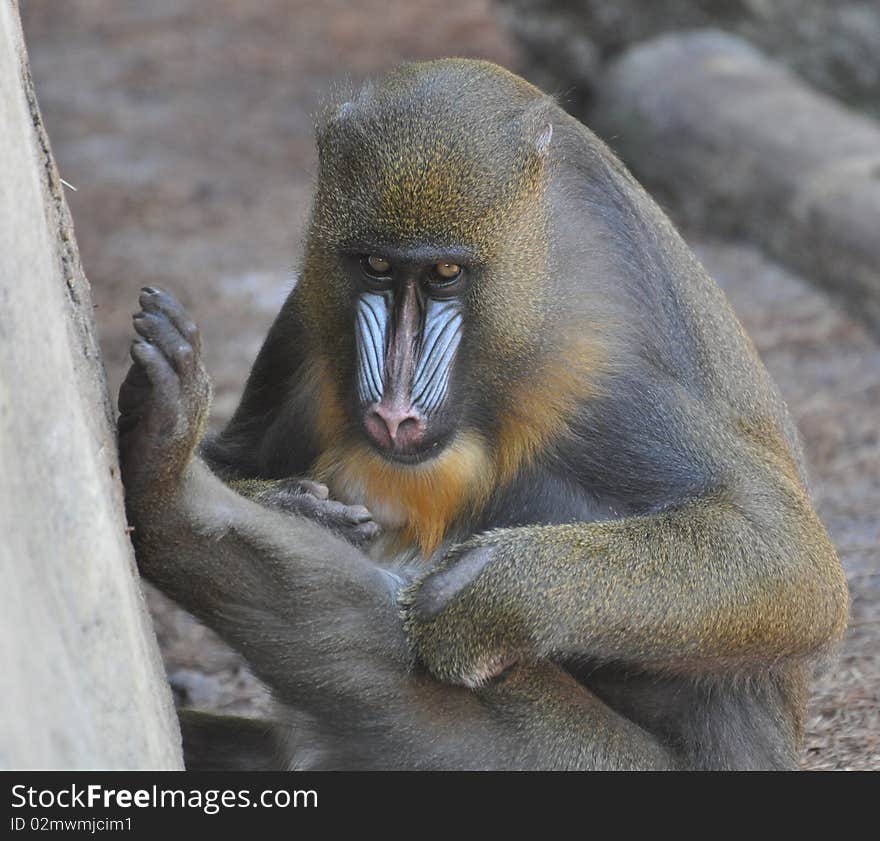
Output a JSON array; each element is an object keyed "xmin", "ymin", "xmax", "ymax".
[{"xmin": 365, "ymin": 403, "xmax": 425, "ymax": 451}]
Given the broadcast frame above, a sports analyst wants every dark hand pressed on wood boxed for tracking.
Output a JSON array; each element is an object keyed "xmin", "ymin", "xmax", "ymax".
[{"xmin": 119, "ymin": 59, "xmax": 848, "ymax": 770}]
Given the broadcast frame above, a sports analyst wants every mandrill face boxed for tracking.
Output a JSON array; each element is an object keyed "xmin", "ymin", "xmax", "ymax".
[
  {"xmin": 299, "ymin": 61, "xmax": 553, "ymax": 468},
  {"xmin": 344, "ymin": 247, "xmax": 470, "ymax": 464}
]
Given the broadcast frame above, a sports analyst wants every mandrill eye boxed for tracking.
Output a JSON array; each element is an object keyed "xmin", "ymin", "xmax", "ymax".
[
  {"xmin": 434, "ymin": 261, "xmax": 461, "ymax": 281},
  {"xmin": 362, "ymin": 254, "xmax": 392, "ymax": 278},
  {"xmin": 426, "ymin": 261, "xmax": 465, "ymax": 297}
]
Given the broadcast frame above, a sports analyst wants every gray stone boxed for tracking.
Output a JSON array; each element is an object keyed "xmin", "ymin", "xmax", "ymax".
[
  {"xmin": 594, "ymin": 31, "xmax": 880, "ymax": 336},
  {"xmin": 0, "ymin": 1, "xmax": 182, "ymax": 769},
  {"xmin": 500, "ymin": 0, "xmax": 880, "ymax": 117}
]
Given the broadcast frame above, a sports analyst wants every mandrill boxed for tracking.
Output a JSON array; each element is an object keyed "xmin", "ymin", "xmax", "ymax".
[{"xmin": 117, "ymin": 59, "xmax": 848, "ymax": 770}]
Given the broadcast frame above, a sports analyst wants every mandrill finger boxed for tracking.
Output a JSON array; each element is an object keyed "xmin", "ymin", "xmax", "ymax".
[
  {"xmin": 294, "ymin": 480, "xmax": 330, "ymax": 500},
  {"xmin": 139, "ymin": 287, "xmax": 201, "ymax": 351},
  {"xmin": 320, "ymin": 500, "xmax": 373, "ymax": 523},
  {"xmin": 351, "ymin": 520, "xmax": 381, "ymax": 545},
  {"xmin": 133, "ymin": 310, "xmax": 196, "ymax": 376},
  {"xmin": 129, "ymin": 337, "xmax": 181, "ymax": 407}
]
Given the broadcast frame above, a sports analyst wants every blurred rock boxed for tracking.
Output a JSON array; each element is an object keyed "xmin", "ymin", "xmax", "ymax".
[
  {"xmin": 499, "ymin": 3, "xmax": 599, "ymax": 110},
  {"xmin": 500, "ymin": 0, "xmax": 880, "ymax": 116},
  {"xmin": 594, "ymin": 31, "xmax": 880, "ymax": 337}
]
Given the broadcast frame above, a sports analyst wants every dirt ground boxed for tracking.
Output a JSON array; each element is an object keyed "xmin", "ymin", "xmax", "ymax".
[{"xmin": 21, "ymin": 0, "xmax": 878, "ymax": 770}]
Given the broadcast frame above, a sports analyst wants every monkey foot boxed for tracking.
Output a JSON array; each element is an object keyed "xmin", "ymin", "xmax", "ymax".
[{"xmin": 118, "ymin": 287, "xmax": 211, "ymax": 497}]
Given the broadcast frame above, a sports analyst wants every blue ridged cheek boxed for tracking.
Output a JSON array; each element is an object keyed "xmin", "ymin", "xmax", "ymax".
[
  {"xmin": 354, "ymin": 292, "xmax": 388, "ymax": 404},
  {"xmin": 411, "ymin": 299, "xmax": 463, "ymax": 415},
  {"xmin": 354, "ymin": 293, "xmax": 463, "ymax": 414}
]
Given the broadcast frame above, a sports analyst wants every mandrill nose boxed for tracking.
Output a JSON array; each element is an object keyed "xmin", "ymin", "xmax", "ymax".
[{"xmin": 365, "ymin": 403, "xmax": 426, "ymax": 451}]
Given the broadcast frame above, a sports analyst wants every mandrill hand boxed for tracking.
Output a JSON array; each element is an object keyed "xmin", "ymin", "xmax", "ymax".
[
  {"xmin": 230, "ymin": 477, "xmax": 380, "ymax": 547},
  {"xmin": 401, "ymin": 536, "xmax": 536, "ymax": 688}
]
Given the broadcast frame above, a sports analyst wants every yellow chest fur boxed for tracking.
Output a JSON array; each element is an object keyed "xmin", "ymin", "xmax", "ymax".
[{"xmin": 313, "ymin": 432, "xmax": 493, "ymax": 556}]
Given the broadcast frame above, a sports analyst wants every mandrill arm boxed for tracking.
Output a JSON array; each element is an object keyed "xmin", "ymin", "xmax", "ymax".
[
  {"xmin": 137, "ymin": 461, "xmax": 672, "ymax": 769},
  {"xmin": 403, "ymin": 473, "xmax": 849, "ymax": 687}
]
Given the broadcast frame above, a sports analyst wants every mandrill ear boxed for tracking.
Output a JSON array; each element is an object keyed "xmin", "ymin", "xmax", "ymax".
[
  {"xmin": 316, "ymin": 82, "xmax": 374, "ymax": 151},
  {"xmin": 515, "ymin": 99, "xmax": 554, "ymax": 163},
  {"xmin": 334, "ymin": 101, "xmax": 356, "ymax": 122},
  {"xmin": 534, "ymin": 123, "xmax": 553, "ymax": 158},
  {"xmin": 316, "ymin": 100, "xmax": 355, "ymax": 148}
]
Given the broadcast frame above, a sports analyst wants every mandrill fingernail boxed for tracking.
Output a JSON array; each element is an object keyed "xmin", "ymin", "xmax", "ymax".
[{"xmin": 141, "ymin": 286, "xmax": 158, "ymax": 294}]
